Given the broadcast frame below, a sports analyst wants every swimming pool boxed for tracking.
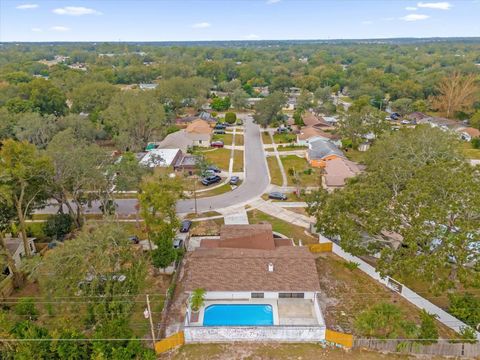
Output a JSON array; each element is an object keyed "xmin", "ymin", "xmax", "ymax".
[{"xmin": 203, "ymin": 304, "xmax": 274, "ymax": 326}]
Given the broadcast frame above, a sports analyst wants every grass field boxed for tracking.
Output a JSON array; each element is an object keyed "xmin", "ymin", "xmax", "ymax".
[
  {"xmin": 211, "ymin": 133, "xmax": 233, "ymax": 145},
  {"xmin": 202, "ymin": 148, "xmax": 231, "ymax": 170},
  {"xmin": 344, "ymin": 148, "xmax": 368, "ymax": 163},
  {"xmin": 281, "ymin": 155, "xmax": 321, "ymax": 187},
  {"xmin": 261, "ymin": 131, "xmax": 273, "ymax": 144},
  {"xmin": 459, "ymin": 142, "xmax": 480, "ymax": 159},
  {"xmin": 196, "ymin": 182, "xmax": 237, "ymax": 198},
  {"xmin": 233, "ymin": 150, "xmax": 244, "ymax": 172},
  {"xmin": 273, "ymin": 133, "xmax": 296, "ymax": 144},
  {"xmin": 247, "ymin": 209, "xmax": 317, "ymax": 245},
  {"xmin": 266, "ymin": 156, "xmax": 283, "ymax": 185},
  {"xmin": 234, "ymin": 133, "xmax": 244, "ymax": 146},
  {"xmin": 277, "ymin": 144, "xmax": 308, "ymax": 151}
]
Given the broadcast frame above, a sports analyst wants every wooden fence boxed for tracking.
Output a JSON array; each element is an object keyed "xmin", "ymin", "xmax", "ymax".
[
  {"xmin": 354, "ymin": 339, "xmax": 480, "ymax": 358},
  {"xmin": 155, "ymin": 331, "xmax": 185, "ymax": 354},
  {"xmin": 325, "ymin": 329, "xmax": 354, "ymax": 348},
  {"xmin": 308, "ymin": 242, "xmax": 333, "ymax": 253}
]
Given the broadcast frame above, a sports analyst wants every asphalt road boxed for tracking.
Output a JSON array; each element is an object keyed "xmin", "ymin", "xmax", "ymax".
[{"xmin": 36, "ymin": 115, "xmax": 270, "ymax": 216}]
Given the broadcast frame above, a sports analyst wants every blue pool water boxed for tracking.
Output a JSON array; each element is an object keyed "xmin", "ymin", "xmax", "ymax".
[{"xmin": 203, "ymin": 304, "xmax": 274, "ymax": 326}]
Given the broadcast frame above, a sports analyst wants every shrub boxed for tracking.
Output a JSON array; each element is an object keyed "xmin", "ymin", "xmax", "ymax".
[
  {"xmin": 224, "ymin": 112, "xmax": 237, "ymax": 124},
  {"xmin": 448, "ymin": 293, "xmax": 480, "ymax": 328},
  {"xmin": 14, "ymin": 298, "xmax": 38, "ymax": 321},
  {"xmin": 417, "ymin": 310, "xmax": 438, "ymax": 344},
  {"xmin": 43, "ymin": 214, "xmax": 74, "ymax": 240},
  {"xmin": 166, "ymin": 125, "xmax": 180, "ymax": 135},
  {"xmin": 471, "ymin": 138, "xmax": 480, "ymax": 149},
  {"xmin": 343, "ymin": 261, "xmax": 360, "ymax": 271}
]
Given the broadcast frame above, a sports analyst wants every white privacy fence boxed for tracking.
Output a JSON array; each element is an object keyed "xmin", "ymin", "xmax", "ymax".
[{"xmin": 318, "ymin": 235, "xmax": 480, "ymax": 341}]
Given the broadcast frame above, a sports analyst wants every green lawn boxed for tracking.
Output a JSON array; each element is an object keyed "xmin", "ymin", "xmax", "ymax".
[
  {"xmin": 460, "ymin": 142, "xmax": 480, "ymax": 159},
  {"xmin": 234, "ymin": 133, "xmax": 244, "ymax": 146},
  {"xmin": 281, "ymin": 155, "xmax": 322, "ymax": 187},
  {"xmin": 196, "ymin": 182, "xmax": 239, "ymax": 199},
  {"xmin": 247, "ymin": 209, "xmax": 317, "ymax": 245},
  {"xmin": 266, "ymin": 156, "xmax": 283, "ymax": 185},
  {"xmin": 344, "ymin": 148, "xmax": 367, "ymax": 164},
  {"xmin": 202, "ymin": 148, "xmax": 231, "ymax": 170},
  {"xmin": 211, "ymin": 133, "xmax": 233, "ymax": 145},
  {"xmin": 233, "ymin": 150, "xmax": 244, "ymax": 172},
  {"xmin": 273, "ymin": 133, "xmax": 296, "ymax": 144},
  {"xmin": 277, "ymin": 144, "xmax": 307, "ymax": 151},
  {"xmin": 261, "ymin": 132, "xmax": 273, "ymax": 144}
]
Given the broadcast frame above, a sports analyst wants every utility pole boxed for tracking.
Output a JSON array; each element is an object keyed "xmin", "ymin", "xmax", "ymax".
[
  {"xmin": 193, "ymin": 176, "xmax": 198, "ymax": 214},
  {"xmin": 145, "ymin": 294, "xmax": 156, "ymax": 349}
]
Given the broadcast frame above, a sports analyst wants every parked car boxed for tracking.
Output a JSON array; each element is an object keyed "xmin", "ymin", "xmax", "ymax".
[
  {"xmin": 211, "ymin": 141, "xmax": 224, "ymax": 148},
  {"xmin": 401, "ymin": 119, "xmax": 410, "ymax": 125},
  {"xmin": 276, "ymin": 127, "xmax": 289, "ymax": 134},
  {"xmin": 268, "ymin": 192, "xmax": 287, "ymax": 200},
  {"xmin": 207, "ymin": 165, "xmax": 221, "ymax": 173},
  {"xmin": 214, "ymin": 123, "xmax": 226, "ymax": 130},
  {"xmin": 180, "ymin": 220, "xmax": 192, "ymax": 233},
  {"xmin": 390, "ymin": 113, "xmax": 401, "ymax": 120},
  {"xmin": 128, "ymin": 235, "xmax": 139, "ymax": 244},
  {"xmin": 203, "ymin": 169, "xmax": 216, "ymax": 176},
  {"xmin": 229, "ymin": 176, "xmax": 240, "ymax": 185},
  {"xmin": 201, "ymin": 175, "xmax": 221, "ymax": 186},
  {"xmin": 214, "ymin": 129, "xmax": 226, "ymax": 134},
  {"xmin": 173, "ymin": 238, "xmax": 184, "ymax": 249}
]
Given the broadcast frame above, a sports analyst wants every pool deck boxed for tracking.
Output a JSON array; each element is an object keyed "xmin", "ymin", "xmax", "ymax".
[{"xmin": 188, "ymin": 298, "xmax": 320, "ymax": 327}]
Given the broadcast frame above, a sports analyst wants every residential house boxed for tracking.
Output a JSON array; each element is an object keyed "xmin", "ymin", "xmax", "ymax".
[
  {"xmin": 185, "ymin": 119, "xmax": 213, "ymax": 147},
  {"xmin": 306, "ymin": 138, "xmax": 344, "ymax": 168},
  {"xmin": 406, "ymin": 112, "xmax": 428, "ymax": 122},
  {"xmin": 323, "ymin": 157, "xmax": 362, "ymax": 189},
  {"xmin": 174, "ymin": 154, "xmax": 199, "ymax": 174},
  {"xmin": 139, "ymin": 148, "xmax": 183, "ymax": 168},
  {"xmin": 302, "ymin": 112, "xmax": 335, "ymax": 131},
  {"xmin": 457, "ymin": 127, "xmax": 480, "ymax": 142},
  {"xmin": 5, "ymin": 237, "xmax": 37, "ymax": 268},
  {"xmin": 296, "ymin": 126, "xmax": 340, "ymax": 147},
  {"xmin": 181, "ymin": 224, "xmax": 325, "ymax": 343}
]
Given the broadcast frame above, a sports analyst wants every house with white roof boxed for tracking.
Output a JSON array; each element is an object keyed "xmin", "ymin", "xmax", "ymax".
[{"xmin": 139, "ymin": 148, "xmax": 182, "ymax": 168}]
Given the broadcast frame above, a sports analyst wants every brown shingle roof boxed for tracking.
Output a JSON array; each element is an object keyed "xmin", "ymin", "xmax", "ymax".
[
  {"xmin": 298, "ymin": 126, "xmax": 334, "ymax": 141},
  {"xmin": 185, "ymin": 119, "xmax": 212, "ymax": 135},
  {"xmin": 183, "ymin": 246, "xmax": 320, "ymax": 292}
]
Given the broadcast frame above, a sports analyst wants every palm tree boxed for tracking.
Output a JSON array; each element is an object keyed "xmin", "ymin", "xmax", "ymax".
[{"xmin": 190, "ymin": 288, "xmax": 206, "ymax": 312}]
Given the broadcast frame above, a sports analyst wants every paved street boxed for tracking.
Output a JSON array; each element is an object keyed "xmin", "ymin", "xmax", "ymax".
[{"xmin": 36, "ymin": 114, "xmax": 271, "ymax": 216}]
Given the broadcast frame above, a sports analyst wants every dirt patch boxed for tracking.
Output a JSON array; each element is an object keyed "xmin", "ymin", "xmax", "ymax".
[{"xmin": 190, "ymin": 219, "xmax": 222, "ymax": 236}]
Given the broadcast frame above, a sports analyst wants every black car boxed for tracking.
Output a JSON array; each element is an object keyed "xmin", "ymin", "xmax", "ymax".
[
  {"xmin": 201, "ymin": 175, "xmax": 221, "ymax": 186},
  {"xmin": 214, "ymin": 129, "xmax": 226, "ymax": 134},
  {"xmin": 229, "ymin": 176, "xmax": 240, "ymax": 185},
  {"xmin": 207, "ymin": 165, "xmax": 221, "ymax": 173},
  {"xmin": 180, "ymin": 220, "xmax": 192, "ymax": 233},
  {"xmin": 390, "ymin": 112, "xmax": 401, "ymax": 120},
  {"xmin": 268, "ymin": 192, "xmax": 287, "ymax": 200}
]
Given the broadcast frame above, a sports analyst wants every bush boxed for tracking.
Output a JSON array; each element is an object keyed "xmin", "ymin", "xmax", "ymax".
[
  {"xmin": 43, "ymin": 214, "xmax": 73, "ymax": 240},
  {"xmin": 471, "ymin": 138, "xmax": 480, "ymax": 149},
  {"xmin": 14, "ymin": 298, "xmax": 38, "ymax": 321},
  {"xmin": 343, "ymin": 261, "xmax": 360, "ymax": 271},
  {"xmin": 211, "ymin": 97, "xmax": 231, "ymax": 112},
  {"xmin": 224, "ymin": 112, "xmax": 237, "ymax": 124},
  {"xmin": 448, "ymin": 293, "xmax": 480, "ymax": 328},
  {"xmin": 166, "ymin": 125, "xmax": 180, "ymax": 135},
  {"xmin": 417, "ymin": 310, "xmax": 438, "ymax": 344}
]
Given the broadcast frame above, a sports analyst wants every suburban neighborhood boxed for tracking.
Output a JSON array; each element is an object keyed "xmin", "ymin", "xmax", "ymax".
[{"xmin": 1, "ymin": 2, "xmax": 480, "ymax": 359}]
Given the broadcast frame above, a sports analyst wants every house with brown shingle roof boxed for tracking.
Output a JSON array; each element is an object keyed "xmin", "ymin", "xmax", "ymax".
[{"xmin": 181, "ymin": 224, "xmax": 326, "ymax": 343}]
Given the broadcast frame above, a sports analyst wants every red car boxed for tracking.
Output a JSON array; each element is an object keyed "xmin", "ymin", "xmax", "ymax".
[{"xmin": 211, "ymin": 141, "xmax": 224, "ymax": 148}]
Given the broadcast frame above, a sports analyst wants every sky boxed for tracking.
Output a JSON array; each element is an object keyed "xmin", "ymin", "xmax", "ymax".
[{"xmin": 1, "ymin": 0, "xmax": 479, "ymax": 42}]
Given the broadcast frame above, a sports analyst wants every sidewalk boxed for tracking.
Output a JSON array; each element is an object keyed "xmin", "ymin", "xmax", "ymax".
[
  {"xmin": 248, "ymin": 198, "xmax": 313, "ymax": 228},
  {"xmin": 269, "ymin": 131, "xmax": 288, "ymax": 187}
]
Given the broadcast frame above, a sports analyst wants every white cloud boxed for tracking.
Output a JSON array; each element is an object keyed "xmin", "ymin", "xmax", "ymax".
[
  {"xmin": 50, "ymin": 26, "xmax": 70, "ymax": 32},
  {"xmin": 266, "ymin": 0, "xmax": 281, "ymax": 3},
  {"xmin": 192, "ymin": 22, "xmax": 211, "ymax": 29},
  {"xmin": 53, "ymin": 6, "xmax": 101, "ymax": 16},
  {"xmin": 405, "ymin": 6, "xmax": 418, "ymax": 10},
  {"xmin": 245, "ymin": 34, "xmax": 260, "ymax": 40},
  {"xmin": 400, "ymin": 13, "xmax": 430, "ymax": 21},
  {"xmin": 417, "ymin": 2, "xmax": 452, "ymax": 10},
  {"xmin": 31, "ymin": 27, "xmax": 42, "ymax": 32},
  {"xmin": 16, "ymin": 4, "xmax": 38, "ymax": 9},
  {"xmin": 362, "ymin": 20, "xmax": 373, "ymax": 25}
]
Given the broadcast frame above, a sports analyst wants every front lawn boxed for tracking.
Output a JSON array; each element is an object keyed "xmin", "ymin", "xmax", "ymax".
[
  {"xmin": 459, "ymin": 142, "xmax": 480, "ymax": 159},
  {"xmin": 202, "ymin": 148, "xmax": 231, "ymax": 170},
  {"xmin": 281, "ymin": 155, "xmax": 321, "ymax": 187},
  {"xmin": 344, "ymin": 148, "xmax": 367, "ymax": 164},
  {"xmin": 277, "ymin": 144, "xmax": 307, "ymax": 151},
  {"xmin": 196, "ymin": 182, "xmax": 236, "ymax": 198},
  {"xmin": 266, "ymin": 156, "xmax": 283, "ymax": 185},
  {"xmin": 273, "ymin": 133, "xmax": 296, "ymax": 144},
  {"xmin": 233, "ymin": 150, "xmax": 244, "ymax": 172},
  {"xmin": 261, "ymin": 131, "xmax": 273, "ymax": 144},
  {"xmin": 211, "ymin": 133, "xmax": 233, "ymax": 145},
  {"xmin": 234, "ymin": 133, "xmax": 244, "ymax": 146},
  {"xmin": 247, "ymin": 209, "xmax": 317, "ymax": 245}
]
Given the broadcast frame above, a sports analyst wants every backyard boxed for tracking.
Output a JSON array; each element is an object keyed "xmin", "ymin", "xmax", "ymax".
[
  {"xmin": 211, "ymin": 133, "xmax": 233, "ymax": 146},
  {"xmin": 281, "ymin": 155, "xmax": 321, "ymax": 187}
]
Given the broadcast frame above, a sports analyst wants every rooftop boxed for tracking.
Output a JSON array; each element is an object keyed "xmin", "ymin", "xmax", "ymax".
[
  {"xmin": 139, "ymin": 148, "xmax": 181, "ymax": 167},
  {"xmin": 185, "ymin": 119, "xmax": 213, "ymax": 135},
  {"xmin": 298, "ymin": 126, "xmax": 335, "ymax": 141},
  {"xmin": 183, "ymin": 246, "xmax": 320, "ymax": 292},
  {"xmin": 308, "ymin": 138, "xmax": 344, "ymax": 160},
  {"xmin": 324, "ymin": 157, "xmax": 361, "ymax": 187}
]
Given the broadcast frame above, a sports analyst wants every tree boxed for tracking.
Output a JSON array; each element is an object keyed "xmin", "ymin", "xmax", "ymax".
[
  {"xmin": 156, "ymin": 76, "xmax": 212, "ymax": 113},
  {"xmin": 0, "ymin": 200, "xmax": 21, "ymax": 287},
  {"xmin": 14, "ymin": 297, "xmax": 38, "ymax": 321},
  {"xmin": 70, "ymin": 81, "xmax": 118, "ymax": 114},
  {"xmin": 470, "ymin": 110, "xmax": 480, "ymax": 130},
  {"xmin": 448, "ymin": 293, "xmax": 480, "ymax": 328},
  {"xmin": 391, "ymin": 98, "xmax": 413, "ymax": 116},
  {"xmin": 297, "ymin": 90, "xmax": 313, "ymax": 111},
  {"xmin": 150, "ymin": 231, "xmax": 177, "ymax": 270},
  {"xmin": 230, "ymin": 88, "xmax": 248, "ymax": 109},
  {"xmin": 14, "ymin": 112, "xmax": 58, "ymax": 149},
  {"xmin": 102, "ymin": 91, "xmax": 168, "ymax": 152},
  {"xmin": 43, "ymin": 213, "xmax": 73, "ymax": 240},
  {"xmin": 113, "ymin": 151, "xmax": 151, "ymax": 192},
  {"xmin": 224, "ymin": 112, "xmax": 237, "ymax": 124},
  {"xmin": 211, "ymin": 96, "xmax": 231, "ymax": 111},
  {"xmin": 430, "ymin": 72, "xmax": 478, "ymax": 118},
  {"xmin": 190, "ymin": 288, "xmax": 206, "ymax": 312},
  {"xmin": 417, "ymin": 310, "xmax": 438, "ymax": 344},
  {"xmin": 19, "ymin": 78, "xmax": 68, "ymax": 116},
  {"xmin": 314, "ymin": 86, "xmax": 332, "ymax": 104},
  {"xmin": 253, "ymin": 91, "xmax": 286, "ymax": 128},
  {"xmin": 0, "ymin": 140, "xmax": 53, "ymax": 257},
  {"xmin": 337, "ymin": 111, "xmax": 367, "ymax": 148},
  {"xmin": 355, "ymin": 303, "xmax": 415, "ymax": 339},
  {"xmin": 46, "ymin": 129, "xmax": 107, "ymax": 227}
]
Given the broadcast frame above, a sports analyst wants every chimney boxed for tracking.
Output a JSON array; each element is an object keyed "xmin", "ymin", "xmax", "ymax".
[{"xmin": 268, "ymin": 263, "xmax": 274, "ymax": 272}]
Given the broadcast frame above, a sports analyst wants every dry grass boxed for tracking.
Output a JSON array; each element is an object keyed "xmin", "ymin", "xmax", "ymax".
[
  {"xmin": 233, "ymin": 150, "xmax": 244, "ymax": 172},
  {"xmin": 266, "ymin": 156, "xmax": 283, "ymax": 185},
  {"xmin": 202, "ymin": 148, "xmax": 231, "ymax": 170},
  {"xmin": 190, "ymin": 219, "xmax": 224, "ymax": 236},
  {"xmin": 261, "ymin": 131, "xmax": 273, "ymax": 144},
  {"xmin": 234, "ymin": 133, "xmax": 244, "ymax": 146},
  {"xmin": 315, "ymin": 253, "xmax": 457, "ymax": 339}
]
